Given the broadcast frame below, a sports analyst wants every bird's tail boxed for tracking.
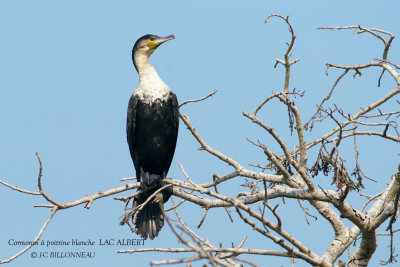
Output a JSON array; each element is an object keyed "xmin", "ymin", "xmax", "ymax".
[{"xmin": 133, "ymin": 196, "xmax": 164, "ymax": 240}]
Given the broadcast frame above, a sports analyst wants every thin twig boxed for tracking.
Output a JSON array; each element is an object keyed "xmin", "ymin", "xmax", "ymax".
[
  {"xmin": 179, "ymin": 89, "xmax": 218, "ymax": 108},
  {"xmin": 0, "ymin": 208, "xmax": 58, "ymax": 264}
]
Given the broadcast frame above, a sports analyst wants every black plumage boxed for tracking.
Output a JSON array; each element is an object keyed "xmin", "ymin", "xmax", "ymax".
[
  {"xmin": 126, "ymin": 34, "xmax": 178, "ymax": 240},
  {"xmin": 127, "ymin": 93, "xmax": 179, "ymax": 180}
]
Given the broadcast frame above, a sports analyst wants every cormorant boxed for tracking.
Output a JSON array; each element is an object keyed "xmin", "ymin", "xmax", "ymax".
[{"xmin": 126, "ymin": 34, "xmax": 179, "ymax": 240}]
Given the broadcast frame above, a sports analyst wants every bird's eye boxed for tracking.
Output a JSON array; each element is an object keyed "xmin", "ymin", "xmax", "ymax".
[{"xmin": 149, "ymin": 36, "xmax": 155, "ymax": 41}]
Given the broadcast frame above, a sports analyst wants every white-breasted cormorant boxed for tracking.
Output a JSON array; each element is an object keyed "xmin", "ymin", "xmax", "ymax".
[{"xmin": 127, "ymin": 34, "xmax": 178, "ymax": 240}]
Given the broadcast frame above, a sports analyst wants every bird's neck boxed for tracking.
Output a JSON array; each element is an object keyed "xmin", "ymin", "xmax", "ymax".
[
  {"xmin": 134, "ymin": 54, "xmax": 159, "ymax": 79},
  {"xmin": 135, "ymin": 62, "xmax": 171, "ymax": 103},
  {"xmin": 134, "ymin": 52, "xmax": 149, "ymax": 72},
  {"xmin": 137, "ymin": 63, "xmax": 163, "ymax": 85}
]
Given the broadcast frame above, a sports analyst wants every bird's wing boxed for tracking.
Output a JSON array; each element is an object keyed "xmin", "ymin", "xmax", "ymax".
[
  {"xmin": 170, "ymin": 91, "xmax": 179, "ymax": 136},
  {"xmin": 126, "ymin": 93, "xmax": 139, "ymax": 176}
]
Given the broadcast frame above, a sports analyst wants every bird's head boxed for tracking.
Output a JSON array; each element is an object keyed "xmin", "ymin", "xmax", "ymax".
[{"xmin": 132, "ymin": 34, "xmax": 175, "ymax": 71}]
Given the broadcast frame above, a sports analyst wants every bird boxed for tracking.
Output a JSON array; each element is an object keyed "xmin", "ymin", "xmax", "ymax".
[{"xmin": 126, "ymin": 34, "xmax": 179, "ymax": 240}]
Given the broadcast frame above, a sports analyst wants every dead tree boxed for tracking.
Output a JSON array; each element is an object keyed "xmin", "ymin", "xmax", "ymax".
[{"xmin": 1, "ymin": 14, "xmax": 399, "ymax": 267}]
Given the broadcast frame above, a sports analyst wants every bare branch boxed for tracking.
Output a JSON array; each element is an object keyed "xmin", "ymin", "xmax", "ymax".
[
  {"xmin": 0, "ymin": 208, "xmax": 57, "ymax": 264},
  {"xmin": 179, "ymin": 89, "xmax": 218, "ymax": 108},
  {"xmin": 265, "ymin": 14, "xmax": 299, "ymax": 93},
  {"xmin": 318, "ymin": 25, "xmax": 395, "ymax": 60},
  {"xmin": 0, "ymin": 180, "xmax": 40, "ymax": 195},
  {"xmin": 118, "ymin": 246, "xmax": 305, "ymax": 257},
  {"xmin": 305, "ymin": 85, "xmax": 400, "ymax": 151},
  {"xmin": 305, "ymin": 69, "xmax": 349, "ymax": 130}
]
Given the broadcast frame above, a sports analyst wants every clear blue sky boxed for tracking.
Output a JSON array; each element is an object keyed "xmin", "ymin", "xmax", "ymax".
[{"xmin": 0, "ymin": 1, "xmax": 399, "ymax": 266}]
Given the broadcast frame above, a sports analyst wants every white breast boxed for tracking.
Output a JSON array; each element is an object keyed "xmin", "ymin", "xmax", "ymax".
[{"xmin": 134, "ymin": 64, "xmax": 171, "ymax": 104}]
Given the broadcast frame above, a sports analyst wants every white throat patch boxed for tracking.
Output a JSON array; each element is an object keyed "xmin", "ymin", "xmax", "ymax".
[{"xmin": 134, "ymin": 64, "xmax": 171, "ymax": 104}]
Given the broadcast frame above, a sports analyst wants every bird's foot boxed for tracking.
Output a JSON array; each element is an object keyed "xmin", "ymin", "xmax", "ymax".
[{"xmin": 139, "ymin": 168, "xmax": 162, "ymax": 191}]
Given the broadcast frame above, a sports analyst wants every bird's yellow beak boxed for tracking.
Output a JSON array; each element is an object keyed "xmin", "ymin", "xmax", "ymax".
[{"xmin": 148, "ymin": 35, "xmax": 175, "ymax": 50}]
